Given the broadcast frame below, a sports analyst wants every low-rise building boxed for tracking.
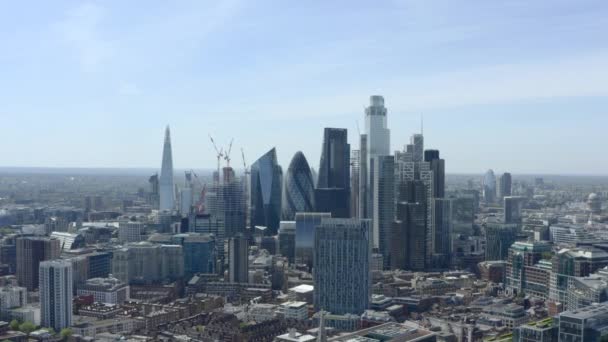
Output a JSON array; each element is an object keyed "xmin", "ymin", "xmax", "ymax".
[
  {"xmin": 482, "ymin": 303, "xmax": 528, "ymax": 329},
  {"xmin": 77, "ymin": 277, "xmax": 129, "ymax": 305},
  {"xmin": 558, "ymin": 303, "xmax": 608, "ymax": 341},
  {"xmin": 71, "ymin": 316, "xmax": 143, "ymax": 338},
  {"xmin": 513, "ymin": 317, "xmax": 557, "ymax": 342},
  {"xmin": 279, "ymin": 301, "xmax": 308, "ymax": 321},
  {"xmin": 328, "ymin": 322, "xmax": 436, "ymax": 341}
]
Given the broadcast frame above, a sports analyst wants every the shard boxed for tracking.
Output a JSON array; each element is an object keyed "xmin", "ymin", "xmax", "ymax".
[{"xmin": 159, "ymin": 126, "xmax": 175, "ymax": 211}]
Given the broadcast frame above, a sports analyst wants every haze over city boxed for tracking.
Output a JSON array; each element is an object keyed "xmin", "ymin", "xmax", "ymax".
[{"xmin": 1, "ymin": 0, "xmax": 608, "ymax": 174}]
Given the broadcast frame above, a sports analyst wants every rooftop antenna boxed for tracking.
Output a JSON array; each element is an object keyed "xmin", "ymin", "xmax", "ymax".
[{"xmin": 420, "ymin": 113, "xmax": 424, "ymax": 135}]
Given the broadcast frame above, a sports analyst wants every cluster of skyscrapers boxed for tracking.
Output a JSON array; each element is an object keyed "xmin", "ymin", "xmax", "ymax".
[{"xmin": 150, "ymin": 95, "xmax": 457, "ymax": 319}]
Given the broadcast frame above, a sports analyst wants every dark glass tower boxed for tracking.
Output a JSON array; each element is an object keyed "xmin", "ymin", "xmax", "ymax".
[
  {"xmin": 282, "ymin": 151, "xmax": 315, "ymax": 220},
  {"xmin": 315, "ymin": 128, "xmax": 350, "ymax": 218},
  {"xmin": 498, "ymin": 172, "xmax": 512, "ymax": 200},
  {"xmin": 424, "ymin": 149, "xmax": 445, "ymax": 198},
  {"xmin": 250, "ymin": 148, "xmax": 283, "ymax": 234}
]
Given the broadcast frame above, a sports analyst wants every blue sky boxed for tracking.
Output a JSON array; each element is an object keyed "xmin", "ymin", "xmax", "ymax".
[{"xmin": 1, "ymin": 0, "xmax": 608, "ymax": 174}]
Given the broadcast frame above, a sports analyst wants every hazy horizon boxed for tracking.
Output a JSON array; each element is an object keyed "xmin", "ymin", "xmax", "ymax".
[{"xmin": 1, "ymin": 1, "xmax": 608, "ymax": 174}]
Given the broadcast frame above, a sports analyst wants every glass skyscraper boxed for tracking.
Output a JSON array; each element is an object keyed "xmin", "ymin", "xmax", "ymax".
[
  {"xmin": 250, "ymin": 148, "xmax": 283, "ymax": 234},
  {"xmin": 483, "ymin": 169, "xmax": 497, "ymax": 204},
  {"xmin": 159, "ymin": 126, "xmax": 175, "ymax": 211},
  {"xmin": 295, "ymin": 212, "xmax": 331, "ymax": 269},
  {"xmin": 283, "ymin": 151, "xmax": 315, "ymax": 220},
  {"xmin": 315, "ymin": 128, "xmax": 350, "ymax": 218},
  {"xmin": 313, "ymin": 218, "xmax": 371, "ymax": 315}
]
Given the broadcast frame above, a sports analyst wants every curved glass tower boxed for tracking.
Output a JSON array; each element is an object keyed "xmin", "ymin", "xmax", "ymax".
[
  {"xmin": 483, "ymin": 169, "xmax": 497, "ymax": 204},
  {"xmin": 250, "ymin": 148, "xmax": 283, "ymax": 234},
  {"xmin": 283, "ymin": 151, "xmax": 315, "ymax": 220}
]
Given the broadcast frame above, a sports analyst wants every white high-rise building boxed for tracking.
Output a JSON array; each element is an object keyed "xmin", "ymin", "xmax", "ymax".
[
  {"xmin": 365, "ymin": 96, "xmax": 390, "ymax": 160},
  {"xmin": 159, "ymin": 126, "xmax": 175, "ymax": 211},
  {"xmin": 40, "ymin": 259, "xmax": 73, "ymax": 331},
  {"xmin": 365, "ymin": 96, "xmax": 390, "ymax": 249}
]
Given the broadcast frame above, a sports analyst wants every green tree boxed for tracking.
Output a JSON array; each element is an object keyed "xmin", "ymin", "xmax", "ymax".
[
  {"xmin": 44, "ymin": 327, "xmax": 56, "ymax": 335},
  {"xmin": 9, "ymin": 319, "xmax": 19, "ymax": 331},
  {"xmin": 0, "ymin": 227, "xmax": 14, "ymax": 236},
  {"xmin": 18, "ymin": 321, "xmax": 36, "ymax": 334},
  {"xmin": 60, "ymin": 328, "xmax": 73, "ymax": 340}
]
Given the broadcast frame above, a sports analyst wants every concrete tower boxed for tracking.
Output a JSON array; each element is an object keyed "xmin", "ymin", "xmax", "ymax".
[{"xmin": 40, "ymin": 259, "xmax": 73, "ymax": 331}]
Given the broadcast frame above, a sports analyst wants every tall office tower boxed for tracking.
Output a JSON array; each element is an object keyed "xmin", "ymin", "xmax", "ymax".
[
  {"xmin": 365, "ymin": 96, "xmax": 391, "ymax": 163},
  {"xmin": 485, "ymin": 222, "xmax": 518, "ymax": 261},
  {"xmin": 159, "ymin": 126, "xmax": 175, "ymax": 211},
  {"xmin": 40, "ymin": 259, "xmax": 73, "ymax": 331},
  {"xmin": 483, "ymin": 169, "xmax": 497, "ymax": 204},
  {"xmin": 391, "ymin": 202, "xmax": 426, "ymax": 271},
  {"xmin": 424, "ymin": 149, "xmax": 445, "ymax": 198},
  {"xmin": 207, "ymin": 171, "xmax": 247, "ymax": 239},
  {"xmin": 16, "ymin": 237, "xmax": 60, "ymax": 291},
  {"xmin": 313, "ymin": 218, "xmax": 371, "ymax": 315},
  {"xmin": 365, "ymin": 97, "xmax": 390, "ymax": 235},
  {"xmin": 504, "ymin": 196, "xmax": 525, "ymax": 224},
  {"xmin": 373, "ymin": 156, "xmax": 394, "ymax": 267},
  {"xmin": 0, "ymin": 237, "xmax": 17, "ymax": 275},
  {"xmin": 358, "ymin": 134, "xmax": 369, "ymax": 219},
  {"xmin": 180, "ymin": 173, "xmax": 194, "ymax": 217},
  {"xmin": 451, "ymin": 195, "xmax": 476, "ymax": 235},
  {"xmin": 410, "ymin": 134, "xmax": 424, "ymax": 163},
  {"xmin": 498, "ymin": 172, "xmax": 512, "ymax": 200},
  {"xmin": 278, "ymin": 221, "xmax": 296, "ymax": 264},
  {"xmin": 148, "ymin": 173, "xmax": 159, "ymax": 207},
  {"xmin": 316, "ymin": 128, "xmax": 350, "ymax": 218},
  {"xmin": 229, "ymin": 234, "xmax": 249, "ymax": 283},
  {"xmin": 432, "ymin": 198, "xmax": 452, "ymax": 268},
  {"xmin": 295, "ymin": 212, "xmax": 331, "ymax": 269},
  {"xmin": 396, "ymin": 135, "xmax": 435, "ymax": 267},
  {"xmin": 282, "ymin": 152, "xmax": 315, "ymax": 221},
  {"xmin": 250, "ymin": 148, "xmax": 283, "ymax": 234},
  {"xmin": 350, "ymin": 149, "xmax": 360, "ymax": 218}
]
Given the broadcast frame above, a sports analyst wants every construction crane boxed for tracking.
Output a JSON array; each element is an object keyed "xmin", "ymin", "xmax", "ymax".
[
  {"xmin": 209, "ymin": 134, "xmax": 224, "ymax": 182},
  {"xmin": 241, "ymin": 148, "xmax": 250, "ymax": 175},
  {"xmin": 186, "ymin": 170, "xmax": 208, "ymax": 214},
  {"xmin": 224, "ymin": 138, "xmax": 234, "ymax": 167}
]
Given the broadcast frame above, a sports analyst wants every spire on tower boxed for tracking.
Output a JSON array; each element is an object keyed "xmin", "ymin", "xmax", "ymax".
[{"xmin": 420, "ymin": 113, "xmax": 424, "ymax": 135}]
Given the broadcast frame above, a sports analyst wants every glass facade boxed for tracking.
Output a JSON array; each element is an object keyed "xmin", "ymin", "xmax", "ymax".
[
  {"xmin": 313, "ymin": 218, "xmax": 371, "ymax": 315},
  {"xmin": 316, "ymin": 128, "xmax": 350, "ymax": 218},
  {"xmin": 283, "ymin": 151, "xmax": 315, "ymax": 220},
  {"xmin": 295, "ymin": 212, "xmax": 331, "ymax": 269},
  {"xmin": 159, "ymin": 126, "xmax": 175, "ymax": 211},
  {"xmin": 250, "ymin": 148, "xmax": 283, "ymax": 234}
]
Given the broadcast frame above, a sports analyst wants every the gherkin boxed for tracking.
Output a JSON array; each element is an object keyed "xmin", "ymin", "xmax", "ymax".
[{"xmin": 282, "ymin": 151, "xmax": 315, "ymax": 220}]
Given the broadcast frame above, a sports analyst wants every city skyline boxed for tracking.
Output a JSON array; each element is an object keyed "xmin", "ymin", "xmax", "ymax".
[{"xmin": 1, "ymin": 1, "xmax": 608, "ymax": 174}]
